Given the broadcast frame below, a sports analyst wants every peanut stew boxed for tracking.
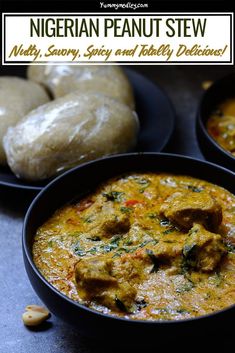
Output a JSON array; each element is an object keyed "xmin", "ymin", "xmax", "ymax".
[
  {"xmin": 207, "ymin": 98, "xmax": 235, "ymax": 156},
  {"xmin": 33, "ymin": 173, "xmax": 235, "ymax": 321}
]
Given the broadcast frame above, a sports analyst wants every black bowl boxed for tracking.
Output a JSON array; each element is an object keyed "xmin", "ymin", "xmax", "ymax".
[
  {"xmin": 23, "ymin": 153, "xmax": 235, "ymax": 341},
  {"xmin": 196, "ymin": 73, "xmax": 235, "ymax": 172}
]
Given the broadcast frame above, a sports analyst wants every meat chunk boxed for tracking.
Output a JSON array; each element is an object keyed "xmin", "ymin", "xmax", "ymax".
[
  {"xmin": 96, "ymin": 282, "xmax": 137, "ymax": 312},
  {"xmin": 112, "ymin": 254, "xmax": 145, "ymax": 282},
  {"xmin": 90, "ymin": 211, "xmax": 130, "ymax": 239},
  {"xmin": 75, "ymin": 256, "xmax": 117, "ymax": 294},
  {"xmin": 128, "ymin": 240, "xmax": 185, "ymax": 271},
  {"xmin": 183, "ymin": 223, "xmax": 226, "ymax": 272},
  {"xmin": 83, "ymin": 200, "xmax": 131, "ymax": 239},
  {"xmin": 75, "ymin": 255, "xmax": 136, "ymax": 312},
  {"xmin": 99, "ymin": 213, "xmax": 130, "ymax": 237},
  {"xmin": 160, "ymin": 191, "xmax": 222, "ymax": 232},
  {"xmin": 154, "ymin": 241, "xmax": 184, "ymax": 264}
]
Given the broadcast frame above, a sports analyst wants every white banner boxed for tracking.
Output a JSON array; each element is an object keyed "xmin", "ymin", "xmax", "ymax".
[{"xmin": 2, "ymin": 13, "xmax": 234, "ymax": 65}]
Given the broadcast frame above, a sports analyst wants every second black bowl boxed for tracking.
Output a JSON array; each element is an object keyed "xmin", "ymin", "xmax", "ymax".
[{"xmin": 196, "ymin": 73, "xmax": 235, "ymax": 172}]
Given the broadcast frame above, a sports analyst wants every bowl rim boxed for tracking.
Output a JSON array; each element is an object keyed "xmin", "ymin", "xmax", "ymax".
[
  {"xmin": 23, "ymin": 152, "xmax": 235, "ymax": 326},
  {"xmin": 197, "ymin": 72, "xmax": 235, "ymax": 161}
]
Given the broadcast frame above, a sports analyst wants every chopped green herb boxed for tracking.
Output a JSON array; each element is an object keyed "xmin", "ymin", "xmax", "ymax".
[
  {"xmin": 120, "ymin": 206, "xmax": 132, "ymax": 213},
  {"xmin": 116, "ymin": 246, "xmax": 134, "ymax": 254},
  {"xmin": 183, "ymin": 243, "xmax": 198, "ymax": 268},
  {"xmin": 74, "ymin": 246, "xmax": 86, "ymax": 257},
  {"xmin": 154, "ymin": 307, "xmax": 189, "ymax": 315},
  {"xmin": 189, "ymin": 227, "xmax": 199, "ymax": 235},
  {"xmin": 183, "ymin": 243, "xmax": 197, "ymax": 257},
  {"xmin": 75, "ymin": 250, "xmax": 86, "ymax": 256},
  {"xmin": 176, "ymin": 308, "xmax": 189, "ymax": 314},
  {"xmin": 110, "ymin": 235, "xmax": 121, "ymax": 245},
  {"xmin": 112, "ymin": 252, "xmax": 121, "ymax": 258},
  {"xmin": 180, "ymin": 259, "xmax": 191, "ymax": 275},
  {"xmin": 73, "ymin": 242, "xmax": 86, "ymax": 256},
  {"xmin": 140, "ymin": 239, "xmax": 158, "ymax": 247},
  {"xmin": 47, "ymin": 240, "xmax": 53, "ymax": 248},
  {"xmin": 140, "ymin": 240, "xmax": 150, "ymax": 248},
  {"xmin": 163, "ymin": 228, "xmax": 175, "ymax": 235},
  {"xmin": 161, "ymin": 177, "xmax": 176, "ymax": 186},
  {"xmin": 138, "ymin": 178, "xmax": 150, "ymax": 185},
  {"xmin": 83, "ymin": 216, "xmax": 94, "ymax": 223},
  {"xmin": 134, "ymin": 178, "xmax": 150, "ymax": 193},
  {"xmin": 133, "ymin": 177, "xmax": 150, "ymax": 186},
  {"xmin": 112, "ymin": 239, "xmax": 158, "ymax": 257},
  {"xmin": 88, "ymin": 247, "xmax": 98, "ymax": 255},
  {"xmin": 101, "ymin": 243, "xmax": 119, "ymax": 253},
  {"xmin": 152, "ymin": 239, "xmax": 159, "ymax": 245},
  {"xmin": 160, "ymin": 218, "xmax": 171, "ymax": 226},
  {"xmin": 115, "ymin": 297, "xmax": 127, "ymax": 312},
  {"xmin": 124, "ymin": 239, "xmax": 133, "ymax": 246},
  {"xmin": 209, "ymin": 272, "xmax": 223, "ymax": 287},
  {"xmin": 87, "ymin": 236, "xmax": 101, "ymax": 241},
  {"xmin": 102, "ymin": 191, "xmax": 124, "ymax": 202},
  {"xmin": 187, "ymin": 185, "xmax": 203, "ymax": 193},
  {"xmin": 136, "ymin": 299, "xmax": 147, "ymax": 310},
  {"xmin": 176, "ymin": 281, "xmax": 194, "ymax": 293},
  {"xmin": 154, "ymin": 307, "xmax": 170, "ymax": 314},
  {"xmin": 180, "ymin": 262, "xmax": 188, "ymax": 275},
  {"xmin": 146, "ymin": 249, "xmax": 159, "ymax": 273},
  {"xmin": 148, "ymin": 213, "xmax": 159, "ymax": 220},
  {"xmin": 225, "ymin": 242, "xmax": 235, "ymax": 253}
]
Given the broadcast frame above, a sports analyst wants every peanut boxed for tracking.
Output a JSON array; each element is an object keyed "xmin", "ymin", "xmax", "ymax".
[
  {"xmin": 25, "ymin": 305, "xmax": 49, "ymax": 315},
  {"xmin": 22, "ymin": 305, "xmax": 50, "ymax": 326}
]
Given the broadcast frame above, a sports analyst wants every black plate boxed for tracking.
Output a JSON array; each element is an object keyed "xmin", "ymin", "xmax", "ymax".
[
  {"xmin": 23, "ymin": 153, "xmax": 235, "ymax": 341},
  {"xmin": 196, "ymin": 73, "xmax": 235, "ymax": 172},
  {"xmin": 0, "ymin": 68, "xmax": 175, "ymax": 191}
]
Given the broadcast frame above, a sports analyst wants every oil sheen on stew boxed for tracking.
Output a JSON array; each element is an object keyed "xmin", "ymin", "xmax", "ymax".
[
  {"xmin": 33, "ymin": 173, "xmax": 235, "ymax": 321},
  {"xmin": 207, "ymin": 98, "xmax": 235, "ymax": 156}
]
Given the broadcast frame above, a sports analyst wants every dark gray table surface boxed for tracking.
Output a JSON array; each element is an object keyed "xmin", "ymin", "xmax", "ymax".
[{"xmin": 1, "ymin": 65, "xmax": 235, "ymax": 353}]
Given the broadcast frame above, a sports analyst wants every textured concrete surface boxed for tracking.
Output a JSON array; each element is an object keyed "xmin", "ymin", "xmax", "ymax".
[{"xmin": 0, "ymin": 65, "xmax": 234, "ymax": 353}]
